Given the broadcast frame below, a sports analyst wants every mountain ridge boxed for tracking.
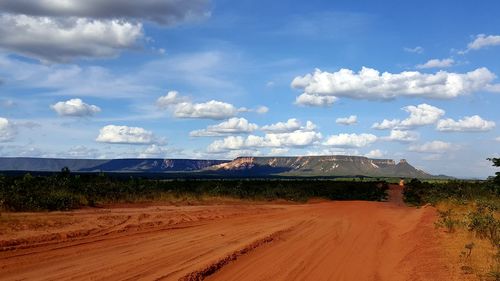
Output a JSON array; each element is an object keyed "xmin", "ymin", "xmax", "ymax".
[{"xmin": 0, "ymin": 155, "xmax": 441, "ymax": 178}]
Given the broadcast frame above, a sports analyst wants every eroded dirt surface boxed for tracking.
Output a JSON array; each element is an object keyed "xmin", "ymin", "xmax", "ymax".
[{"xmin": 0, "ymin": 186, "xmax": 463, "ymax": 280}]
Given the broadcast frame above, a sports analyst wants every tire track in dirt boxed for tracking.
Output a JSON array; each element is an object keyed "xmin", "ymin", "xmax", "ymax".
[{"xmin": 0, "ymin": 186, "xmax": 462, "ymax": 280}]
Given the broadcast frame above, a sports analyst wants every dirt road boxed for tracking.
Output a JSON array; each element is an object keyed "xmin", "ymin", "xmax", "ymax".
[{"xmin": 0, "ymin": 186, "xmax": 459, "ymax": 280}]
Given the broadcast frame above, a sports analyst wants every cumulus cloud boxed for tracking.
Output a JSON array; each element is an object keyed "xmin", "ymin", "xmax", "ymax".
[
  {"xmin": 207, "ymin": 131, "xmax": 322, "ymax": 153},
  {"xmin": 156, "ymin": 91, "xmax": 186, "ymax": 107},
  {"xmin": 190, "ymin": 117, "xmax": 258, "ymax": 137},
  {"xmin": 0, "ymin": 0, "xmax": 210, "ymax": 25},
  {"xmin": 404, "ymin": 46, "xmax": 424, "ymax": 54},
  {"xmin": 336, "ymin": 115, "xmax": 357, "ymax": 125},
  {"xmin": 96, "ymin": 125, "xmax": 156, "ymax": 144},
  {"xmin": 261, "ymin": 119, "xmax": 300, "ymax": 133},
  {"xmin": 261, "ymin": 119, "xmax": 316, "ymax": 133},
  {"xmin": 416, "ymin": 58, "xmax": 454, "ymax": 69},
  {"xmin": 399, "ymin": 104, "xmax": 445, "ymax": 128},
  {"xmin": 436, "ymin": 115, "xmax": 495, "ymax": 132},
  {"xmin": 51, "ymin": 98, "xmax": 101, "ymax": 117},
  {"xmin": 0, "ymin": 117, "xmax": 16, "ymax": 142},
  {"xmin": 365, "ymin": 149, "xmax": 384, "ymax": 158},
  {"xmin": 174, "ymin": 100, "xmax": 239, "ymax": 120},
  {"xmin": 409, "ymin": 141, "xmax": 454, "ymax": 153},
  {"xmin": 323, "ymin": 133, "xmax": 377, "ymax": 148},
  {"xmin": 0, "ymin": 15, "xmax": 143, "ymax": 62},
  {"xmin": 465, "ymin": 34, "xmax": 500, "ymax": 52},
  {"xmin": 295, "ymin": 93, "xmax": 337, "ymax": 107},
  {"xmin": 292, "ymin": 67, "xmax": 498, "ymax": 100},
  {"xmin": 372, "ymin": 104, "xmax": 445, "ymax": 130},
  {"xmin": 382, "ymin": 130, "xmax": 419, "ymax": 142},
  {"xmin": 0, "ymin": 0, "xmax": 211, "ymax": 62},
  {"xmin": 372, "ymin": 119, "xmax": 401, "ymax": 130},
  {"xmin": 157, "ymin": 91, "xmax": 242, "ymax": 120}
]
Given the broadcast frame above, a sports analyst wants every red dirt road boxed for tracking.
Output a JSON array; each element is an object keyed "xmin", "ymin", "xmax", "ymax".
[{"xmin": 0, "ymin": 186, "xmax": 459, "ymax": 280}]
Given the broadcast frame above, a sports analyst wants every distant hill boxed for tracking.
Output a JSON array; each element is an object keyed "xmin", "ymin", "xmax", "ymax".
[
  {"xmin": 209, "ymin": 156, "xmax": 435, "ymax": 178},
  {"xmin": 0, "ymin": 156, "xmax": 441, "ymax": 178},
  {"xmin": 0, "ymin": 158, "xmax": 228, "ymax": 173}
]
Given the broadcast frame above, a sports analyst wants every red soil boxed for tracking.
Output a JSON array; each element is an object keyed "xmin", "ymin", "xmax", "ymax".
[{"xmin": 0, "ymin": 185, "xmax": 462, "ymax": 280}]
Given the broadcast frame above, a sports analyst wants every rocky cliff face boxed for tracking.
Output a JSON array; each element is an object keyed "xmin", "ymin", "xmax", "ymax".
[{"xmin": 209, "ymin": 156, "xmax": 432, "ymax": 178}]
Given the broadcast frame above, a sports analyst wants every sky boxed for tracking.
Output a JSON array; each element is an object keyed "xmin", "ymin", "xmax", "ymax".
[{"xmin": 0, "ymin": 0, "xmax": 499, "ymax": 178}]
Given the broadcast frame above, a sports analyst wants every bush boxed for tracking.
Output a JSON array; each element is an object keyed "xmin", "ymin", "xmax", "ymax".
[{"xmin": 0, "ymin": 173, "xmax": 389, "ymax": 211}]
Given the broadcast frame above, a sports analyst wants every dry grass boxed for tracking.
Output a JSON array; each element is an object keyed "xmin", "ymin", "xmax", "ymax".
[{"xmin": 436, "ymin": 200, "xmax": 500, "ymax": 280}]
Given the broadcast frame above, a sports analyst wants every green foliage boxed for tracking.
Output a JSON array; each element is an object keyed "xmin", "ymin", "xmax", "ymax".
[
  {"xmin": 488, "ymin": 158, "xmax": 500, "ymax": 186},
  {"xmin": 467, "ymin": 202, "xmax": 499, "ymax": 248},
  {"xmin": 403, "ymin": 178, "xmax": 500, "ymax": 206},
  {"xmin": 0, "ymin": 173, "xmax": 388, "ymax": 211}
]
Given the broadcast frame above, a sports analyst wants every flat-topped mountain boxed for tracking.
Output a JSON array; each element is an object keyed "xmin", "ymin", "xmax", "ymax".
[
  {"xmin": 0, "ymin": 155, "xmax": 437, "ymax": 178},
  {"xmin": 209, "ymin": 156, "xmax": 432, "ymax": 178}
]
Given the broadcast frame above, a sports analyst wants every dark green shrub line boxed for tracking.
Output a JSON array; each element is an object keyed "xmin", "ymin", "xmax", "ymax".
[{"xmin": 0, "ymin": 170, "xmax": 388, "ymax": 212}]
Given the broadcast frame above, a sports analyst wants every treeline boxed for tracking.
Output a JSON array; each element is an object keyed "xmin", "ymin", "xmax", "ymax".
[
  {"xmin": 0, "ymin": 170, "xmax": 388, "ymax": 211},
  {"xmin": 403, "ymin": 179, "xmax": 500, "ymax": 206}
]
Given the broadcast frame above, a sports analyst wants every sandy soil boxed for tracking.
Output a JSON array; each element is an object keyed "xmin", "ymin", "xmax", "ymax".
[{"xmin": 0, "ymin": 185, "xmax": 466, "ymax": 281}]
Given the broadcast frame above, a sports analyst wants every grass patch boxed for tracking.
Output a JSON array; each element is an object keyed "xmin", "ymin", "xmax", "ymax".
[{"xmin": 404, "ymin": 176, "xmax": 500, "ymax": 280}]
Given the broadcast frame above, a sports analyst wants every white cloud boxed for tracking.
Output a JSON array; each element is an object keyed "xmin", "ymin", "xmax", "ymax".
[
  {"xmin": 156, "ymin": 91, "xmax": 186, "ymax": 107},
  {"xmin": 0, "ymin": 0, "xmax": 210, "ymax": 25},
  {"xmin": 256, "ymin": 106, "xmax": 269, "ymax": 114},
  {"xmin": 372, "ymin": 104, "xmax": 444, "ymax": 130},
  {"xmin": 0, "ymin": 117, "xmax": 16, "ymax": 142},
  {"xmin": 261, "ymin": 119, "xmax": 316, "ymax": 133},
  {"xmin": 416, "ymin": 58, "xmax": 454, "ymax": 69},
  {"xmin": 382, "ymin": 130, "xmax": 419, "ymax": 142},
  {"xmin": 295, "ymin": 93, "xmax": 337, "ymax": 107},
  {"xmin": 466, "ymin": 34, "xmax": 500, "ymax": 52},
  {"xmin": 96, "ymin": 125, "xmax": 156, "ymax": 144},
  {"xmin": 372, "ymin": 119, "xmax": 401, "ymax": 130},
  {"xmin": 399, "ymin": 104, "xmax": 445, "ymax": 128},
  {"xmin": 495, "ymin": 137, "xmax": 500, "ymax": 142},
  {"xmin": 174, "ymin": 100, "xmax": 239, "ymax": 120},
  {"xmin": 336, "ymin": 115, "xmax": 357, "ymax": 125},
  {"xmin": 261, "ymin": 118, "xmax": 301, "ymax": 133},
  {"xmin": 292, "ymin": 67, "xmax": 498, "ymax": 100},
  {"xmin": 207, "ymin": 130, "xmax": 322, "ymax": 153},
  {"xmin": 365, "ymin": 149, "xmax": 384, "ymax": 158},
  {"xmin": 207, "ymin": 136, "xmax": 246, "ymax": 152},
  {"xmin": 409, "ymin": 141, "xmax": 454, "ymax": 153},
  {"xmin": 436, "ymin": 115, "xmax": 495, "ymax": 132},
  {"xmin": 404, "ymin": 46, "xmax": 424, "ymax": 54},
  {"xmin": 156, "ymin": 91, "xmax": 243, "ymax": 120},
  {"xmin": 323, "ymin": 133, "xmax": 377, "ymax": 148},
  {"xmin": 190, "ymin": 117, "xmax": 258, "ymax": 137},
  {"xmin": 51, "ymin": 98, "xmax": 101, "ymax": 117},
  {"xmin": 0, "ymin": 15, "xmax": 143, "ymax": 62}
]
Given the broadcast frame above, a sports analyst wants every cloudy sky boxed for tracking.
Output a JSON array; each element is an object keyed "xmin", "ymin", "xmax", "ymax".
[{"xmin": 0, "ymin": 0, "xmax": 499, "ymax": 178}]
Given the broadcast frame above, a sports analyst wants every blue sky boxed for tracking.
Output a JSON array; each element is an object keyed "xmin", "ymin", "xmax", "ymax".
[{"xmin": 0, "ymin": 0, "xmax": 499, "ymax": 178}]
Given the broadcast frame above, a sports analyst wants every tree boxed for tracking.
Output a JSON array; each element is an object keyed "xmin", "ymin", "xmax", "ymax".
[{"xmin": 487, "ymin": 158, "xmax": 500, "ymax": 184}]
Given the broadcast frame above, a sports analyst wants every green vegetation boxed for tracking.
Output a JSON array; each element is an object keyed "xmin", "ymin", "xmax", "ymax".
[
  {"xmin": 403, "ymin": 158, "xmax": 500, "ymax": 280},
  {"xmin": 0, "ymin": 169, "xmax": 388, "ymax": 212}
]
